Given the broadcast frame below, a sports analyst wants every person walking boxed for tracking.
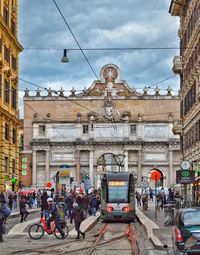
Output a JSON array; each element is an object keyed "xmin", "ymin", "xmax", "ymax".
[
  {"xmin": 149, "ymin": 188, "xmax": 153, "ymax": 202},
  {"xmin": 0, "ymin": 192, "xmax": 6, "ymax": 204},
  {"xmin": 70, "ymin": 203, "xmax": 85, "ymax": 239},
  {"xmin": 19, "ymin": 196, "xmax": 29, "ymax": 223},
  {"xmin": 136, "ymin": 192, "xmax": 141, "ymax": 206},
  {"xmin": 8, "ymin": 193, "xmax": 13, "ymax": 211},
  {"xmin": 0, "ymin": 203, "xmax": 5, "ymax": 242},
  {"xmin": 90, "ymin": 194, "xmax": 98, "ymax": 216},
  {"xmin": 65, "ymin": 194, "xmax": 73, "ymax": 219},
  {"xmin": 41, "ymin": 190, "xmax": 48, "ymax": 218}
]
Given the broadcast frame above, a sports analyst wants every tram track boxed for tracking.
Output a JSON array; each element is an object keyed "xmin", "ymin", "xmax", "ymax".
[{"xmin": 84, "ymin": 222, "xmax": 140, "ymax": 255}]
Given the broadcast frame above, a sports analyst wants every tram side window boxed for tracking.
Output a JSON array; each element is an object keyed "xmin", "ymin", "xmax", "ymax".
[{"xmin": 108, "ymin": 181, "xmax": 128, "ymax": 203}]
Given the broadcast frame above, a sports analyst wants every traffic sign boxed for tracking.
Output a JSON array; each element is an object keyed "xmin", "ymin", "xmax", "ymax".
[
  {"xmin": 176, "ymin": 170, "xmax": 195, "ymax": 184},
  {"xmin": 46, "ymin": 182, "xmax": 52, "ymax": 188},
  {"xmin": 150, "ymin": 171, "xmax": 161, "ymax": 181}
]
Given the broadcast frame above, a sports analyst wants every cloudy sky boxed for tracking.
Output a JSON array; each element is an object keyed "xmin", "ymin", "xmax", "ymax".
[{"xmin": 18, "ymin": 0, "xmax": 180, "ymax": 116}]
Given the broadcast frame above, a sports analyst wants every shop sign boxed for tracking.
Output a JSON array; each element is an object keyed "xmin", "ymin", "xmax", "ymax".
[{"xmin": 176, "ymin": 170, "xmax": 195, "ymax": 184}]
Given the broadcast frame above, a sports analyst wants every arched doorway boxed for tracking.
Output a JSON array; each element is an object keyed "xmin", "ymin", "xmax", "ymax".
[
  {"xmin": 96, "ymin": 153, "xmax": 122, "ymax": 188},
  {"xmin": 148, "ymin": 168, "xmax": 164, "ymax": 188}
]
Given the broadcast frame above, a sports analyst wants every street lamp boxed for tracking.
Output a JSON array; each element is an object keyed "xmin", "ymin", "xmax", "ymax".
[{"xmin": 61, "ymin": 49, "xmax": 69, "ymax": 63}]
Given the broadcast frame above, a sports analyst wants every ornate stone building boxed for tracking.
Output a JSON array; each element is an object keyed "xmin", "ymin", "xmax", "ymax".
[
  {"xmin": 169, "ymin": 0, "xmax": 200, "ymax": 169},
  {"xmin": 0, "ymin": 0, "xmax": 23, "ymax": 191},
  {"xmin": 23, "ymin": 64, "xmax": 181, "ymax": 189}
]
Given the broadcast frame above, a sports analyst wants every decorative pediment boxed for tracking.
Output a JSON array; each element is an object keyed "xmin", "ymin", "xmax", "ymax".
[{"xmin": 81, "ymin": 64, "xmax": 139, "ymax": 97}]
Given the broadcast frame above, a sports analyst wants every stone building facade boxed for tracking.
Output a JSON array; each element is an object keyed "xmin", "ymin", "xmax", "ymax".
[
  {"xmin": 169, "ymin": 0, "xmax": 200, "ymax": 169},
  {"xmin": 0, "ymin": 0, "xmax": 23, "ymax": 191},
  {"xmin": 23, "ymin": 64, "xmax": 181, "ymax": 189}
]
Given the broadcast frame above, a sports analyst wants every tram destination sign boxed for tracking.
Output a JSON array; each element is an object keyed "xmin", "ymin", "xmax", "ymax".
[{"xmin": 176, "ymin": 170, "xmax": 195, "ymax": 184}]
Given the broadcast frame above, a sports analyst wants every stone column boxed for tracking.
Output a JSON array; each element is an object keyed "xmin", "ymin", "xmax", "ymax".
[
  {"xmin": 169, "ymin": 149, "xmax": 173, "ymax": 186},
  {"xmin": 89, "ymin": 150, "xmax": 94, "ymax": 186},
  {"xmin": 137, "ymin": 150, "xmax": 142, "ymax": 185},
  {"xmin": 45, "ymin": 150, "xmax": 50, "ymax": 184},
  {"xmin": 32, "ymin": 150, "xmax": 37, "ymax": 187},
  {"xmin": 124, "ymin": 151, "xmax": 129, "ymax": 172},
  {"xmin": 76, "ymin": 150, "xmax": 81, "ymax": 183}
]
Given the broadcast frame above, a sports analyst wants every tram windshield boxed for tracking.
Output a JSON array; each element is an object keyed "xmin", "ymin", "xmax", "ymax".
[{"xmin": 108, "ymin": 181, "xmax": 128, "ymax": 203}]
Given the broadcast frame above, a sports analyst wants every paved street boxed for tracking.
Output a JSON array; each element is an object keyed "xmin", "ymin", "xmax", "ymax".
[{"xmin": 1, "ymin": 206, "xmax": 174, "ymax": 255}]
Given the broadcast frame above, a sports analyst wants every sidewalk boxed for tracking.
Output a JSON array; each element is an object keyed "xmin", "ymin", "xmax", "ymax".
[{"xmin": 136, "ymin": 201, "xmax": 173, "ymax": 249}]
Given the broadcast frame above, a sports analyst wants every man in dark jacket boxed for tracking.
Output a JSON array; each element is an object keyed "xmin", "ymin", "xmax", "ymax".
[
  {"xmin": 70, "ymin": 203, "xmax": 85, "ymax": 239},
  {"xmin": 41, "ymin": 190, "xmax": 48, "ymax": 218},
  {"xmin": 90, "ymin": 194, "xmax": 97, "ymax": 216},
  {"xmin": 65, "ymin": 194, "xmax": 73, "ymax": 219},
  {"xmin": 46, "ymin": 198, "xmax": 65, "ymax": 238},
  {"xmin": 19, "ymin": 196, "xmax": 29, "ymax": 223}
]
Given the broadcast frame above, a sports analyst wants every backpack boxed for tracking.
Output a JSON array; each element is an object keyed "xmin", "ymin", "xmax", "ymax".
[{"xmin": 2, "ymin": 205, "xmax": 11, "ymax": 217}]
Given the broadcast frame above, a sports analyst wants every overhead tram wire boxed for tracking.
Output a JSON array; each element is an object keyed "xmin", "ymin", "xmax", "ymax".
[
  {"xmin": 52, "ymin": 0, "xmax": 99, "ymax": 81},
  {"xmin": 23, "ymin": 47, "xmax": 181, "ymax": 51}
]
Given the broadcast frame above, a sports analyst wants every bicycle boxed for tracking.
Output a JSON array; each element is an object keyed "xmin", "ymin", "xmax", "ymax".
[{"xmin": 28, "ymin": 214, "xmax": 69, "ymax": 240}]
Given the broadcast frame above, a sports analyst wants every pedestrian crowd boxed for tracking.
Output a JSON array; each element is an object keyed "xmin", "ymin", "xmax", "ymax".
[
  {"xmin": 0, "ymin": 188, "xmax": 101, "ymax": 242},
  {"xmin": 135, "ymin": 187, "xmax": 183, "ymax": 211}
]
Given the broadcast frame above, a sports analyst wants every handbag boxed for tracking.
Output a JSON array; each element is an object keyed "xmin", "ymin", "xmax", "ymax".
[{"xmin": 2, "ymin": 205, "xmax": 11, "ymax": 217}]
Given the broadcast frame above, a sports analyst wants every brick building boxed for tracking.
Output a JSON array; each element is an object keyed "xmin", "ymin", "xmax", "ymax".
[{"xmin": 23, "ymin": 64, "xmax": 181, "ymax": 189}]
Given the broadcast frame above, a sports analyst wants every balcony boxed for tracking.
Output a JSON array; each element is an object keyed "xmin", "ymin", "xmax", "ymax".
[
  {"xmin": 172, "ymin": 56, "xmax": 182, "ymax": 74},
  {"xmin": 169, "ymin": 0, "xmax": 185, "ymax": 16}
]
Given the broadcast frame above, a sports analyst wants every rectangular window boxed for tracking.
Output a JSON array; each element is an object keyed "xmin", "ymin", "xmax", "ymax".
[
  {"xmin": 4, "ymin": 46, "xmax": 10, "ymax": 63},
  {"xmin": 4, "ymin": 80, "xmax": 10, "ymax": 104},
  {"xmin": 12, "ymin": 56, "xmax": 16, "ymax": 70},
  {"xmin": 12, "ymin": 128, "xmax": 16, "ymax": 144},
  {"xmin": 12, "ymin": 159, "xmax": 16, "ymax": 174},
  {"xmin": 83, "ymin": 125, "xmax": 89, "ymax": 134},
  {"xmin": 11, "ymin": 87, "xmax": 16, "ymax": 108},
  {"xmin": 5, "ymin": 123, "xmax": 9, "ymax": 140},
  {"xmin": 130, "ymin": 124, "xmax": 137, "ymax": 135},
  {"xmin": 4, "ymin": 157, "xmax": 9, "ymax": 174},
  {"xmin": 39, "ymin": 125, "xmax": 46, "ymax": 135},
  {"xmin": 3, "ymin": 7, "xmax": 9, "ymax": 25},
  {"xmin": 11, "ymin": 19, "xmax": 16, "ymax": 35}
]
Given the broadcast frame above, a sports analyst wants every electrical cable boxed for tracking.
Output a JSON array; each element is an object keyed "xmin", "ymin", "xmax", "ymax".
[
  {"xmin": 52, "ymin": 0, "xmax": 99, "ymax": 81},
  {"xmin": 23, "ymin": 47, "xmax": 181, "ymax": 51}
]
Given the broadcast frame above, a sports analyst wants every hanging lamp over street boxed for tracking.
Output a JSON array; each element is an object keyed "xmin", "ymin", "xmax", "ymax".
[{"xmin": 61, "ymin": 49, "xmax": 69, "ymax": 63}]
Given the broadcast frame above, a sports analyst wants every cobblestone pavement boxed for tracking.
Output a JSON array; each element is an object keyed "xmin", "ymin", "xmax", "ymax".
[
  {"xmin": 138, "ymin": 200, "xmax": 173, "ymax": 249},
  {"xmin": 2, "ymin": 214, "xmax": 174, "ymax": 255}
]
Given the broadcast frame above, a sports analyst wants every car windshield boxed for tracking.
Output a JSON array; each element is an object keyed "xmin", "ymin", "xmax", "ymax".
[{"xmin": 182, "ymin": 211, "xmax": 200, "ymax": 226}]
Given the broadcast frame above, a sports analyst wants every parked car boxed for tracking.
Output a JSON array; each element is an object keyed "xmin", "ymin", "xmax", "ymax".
[{"xmin": 172, "ymin": 207, "xmax": 200, "ymax": 254}]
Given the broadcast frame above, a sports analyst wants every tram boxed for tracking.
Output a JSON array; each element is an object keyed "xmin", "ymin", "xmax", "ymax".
[{"xmin": 101, "ymin": 172, "xmax": 136, "ymax": 222}]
